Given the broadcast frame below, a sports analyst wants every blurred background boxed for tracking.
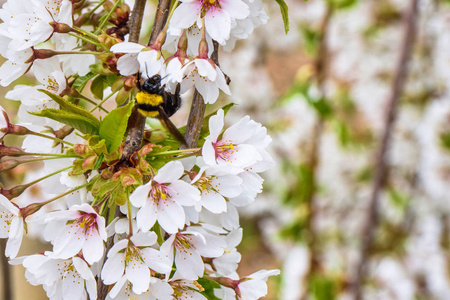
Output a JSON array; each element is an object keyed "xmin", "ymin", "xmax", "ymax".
[{"xmin": 2, "ymin": 0, "xmax": 450, "ymax": 299}]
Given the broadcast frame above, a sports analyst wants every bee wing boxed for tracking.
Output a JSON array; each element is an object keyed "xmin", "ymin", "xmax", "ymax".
[{"xmin": 157, "ymin": 106, "xmax": 187, "ymax": 147}]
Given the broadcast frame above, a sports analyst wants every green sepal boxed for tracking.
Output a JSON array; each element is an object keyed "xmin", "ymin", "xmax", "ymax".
[
  {"xmin": 30, "ymin": 109, "xmax": 100, "ymax": 135},
  {"xmin": 91, "ymin": 75, "xmax": 105, "ymax": 100},
  {"xmin": 112, "ymin": 187, "xmax": 128, "ymax": 206}
]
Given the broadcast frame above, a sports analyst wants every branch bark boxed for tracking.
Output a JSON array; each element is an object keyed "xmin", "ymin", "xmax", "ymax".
[
  {"xmin": 299, "ymin": 5, "xmax": 333, "ymax": 300},
  {"xmin": 350, "ymin": 1, "xmax": 419, "ymax": 299},
  {"xmin": 0, "ymin": 240, "xmax": 12, "ymax": 300}
]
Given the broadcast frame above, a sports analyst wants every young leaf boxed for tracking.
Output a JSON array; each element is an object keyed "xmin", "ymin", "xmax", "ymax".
[
  {"xmin": 99, "ymin": 101, "xmax": 134, "ymax": 152},
  {"xmin": 91, "ymin": 75, "xmax": 105, "ymax": 100},
  {"xmin": 72, "ymin": 72, "xmax": 96, "ymax": 91},
  {"xmin": 30, "ymin": 109, "xmax": 100, "ymax": 135},
  {"xmin": 38, "ymin": 89, "xmax": 100, "ymax": 125},
  {"xmin": 274, "ymin": 0, "xmax": 290, "ymax": 33}
]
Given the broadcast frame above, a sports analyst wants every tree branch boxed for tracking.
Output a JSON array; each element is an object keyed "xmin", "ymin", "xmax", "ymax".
[
  {"xmin": 350, "ymin": 1, "xmax": 419, "ymax": 299},
  {"xmin": 299, "ymin": 5, "xmax": 333, "ymax": 300},
  {"xmin": 0, "ymin": 240, "xmax": 12, "ymax": 300}
]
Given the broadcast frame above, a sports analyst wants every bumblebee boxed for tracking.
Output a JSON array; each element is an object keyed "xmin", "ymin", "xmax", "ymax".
[{"xmin": 135, "ymin": 73, "xmax": 186, "ymax": 145}]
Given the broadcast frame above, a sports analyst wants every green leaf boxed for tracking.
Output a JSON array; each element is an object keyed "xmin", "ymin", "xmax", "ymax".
[
  {"xmin": 99, "ymin": 101, "xmax": 134, "ymax": 152},
  {"xmin": 72, "ymin": 72, "xmax": 96, "ymax": 91},
  {"xmin": 91, "ymin": 75, "xmax": 105, "ymax": 100},
  {"xmin": 197, "ymin": 278, "xmax": 221, "ymax": 300},
  {"xmin": 440, "ymin": 132, "xmax": 450, "ymax": 153},
  {"xmin": 30, "ymin": 109, "xmax": 99, "ymax": 135},
  {"xmin": 274, "ymin": 0, "xmax": 290, "ymax": 33},
  {"xmin": 312, "ymin": 275, "xmax": 337, "ymax": 300},
  {"xmin": 38, "ymin": 89, "xmax": 100, "ymax": 125}
]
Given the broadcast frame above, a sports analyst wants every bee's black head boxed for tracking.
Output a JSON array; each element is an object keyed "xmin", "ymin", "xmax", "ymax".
[{"xmin": 141, "ymin": 74, "xmax": 162, "ymax": 95}]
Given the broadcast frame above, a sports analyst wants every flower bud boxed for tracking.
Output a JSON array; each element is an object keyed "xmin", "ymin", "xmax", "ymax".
[
  {"xmin": 0, "ymin": 145, "xmax": 24, "ymax": 158},
  {"xmin": 1, "ymin": 184, "xmax": 27, "ymax": 199},
  {"xmin": 73, "ymin": 144, "xmax": 92, "ymax": 157},
  {"xmin": 0, "ymin": 159, "xmax": 20, "ymax": 172}
]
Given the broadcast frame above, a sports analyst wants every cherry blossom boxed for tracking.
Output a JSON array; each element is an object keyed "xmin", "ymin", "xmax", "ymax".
[
  {"xmin": 174, "ymin": 57, "xmax": 231, "ymax": 104},
  {"xmin": 0, "ymin": 195, "xmax": 24, "ymax": 258},
  {"xmin": 101, "ymin": 231, "xmax": 172, "ymax": 297},
  {"xmin": 45, "ymin": 204, "xmax": 107, "ymax": 264},
  {"xmin": 19, "ymin": 254, "xmax": 97, "ymax": 300},
  {"xmin": 169, "ymin": 0, "xmax": 250, "ymax": 45},
  {"xmin": 110, "ymin": 42, "xmax": 165, "ymax": 77},
  {"xmin": 129, "ymin": 160, "xmax": 200, "ymax": 234},
  {"xmin": 160, "ymin": 227, "xmax": 226, "ymax": 280}
]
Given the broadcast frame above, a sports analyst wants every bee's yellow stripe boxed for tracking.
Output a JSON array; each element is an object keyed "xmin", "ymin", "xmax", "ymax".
[{"xmin": 136, "ymin": 92, "xmax": 164, "ymax": 106}]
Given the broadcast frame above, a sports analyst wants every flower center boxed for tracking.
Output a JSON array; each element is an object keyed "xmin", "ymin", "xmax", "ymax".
[
  {"xmin": 174, "ymin": 233, "xmax": 195, "ymax": 251},
  {"xmin": 201, "ymin": 0, "xmax": 221, "ymax": 15},
  {"xmin": 214, "ymin": 139, "xmax": 237, "ymax": 163},
  {"xmin": 74, "ymin": 213, "xmax": 97, "ymax": 234},
  {"xmin": 149, "ymin": 182, "xmax": 170, "ymax": 204}
]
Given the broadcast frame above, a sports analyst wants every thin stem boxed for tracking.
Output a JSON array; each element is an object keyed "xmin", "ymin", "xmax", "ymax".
[
  {"xmin": 53, "ymin": 50, "xmax": 102, "ymax": 56},
  {"xmin": 20, "ymin": 152, "xmax": 78, "ymax": 157},
  {"xmin": 41, "ymin": 181, "xmax": 93, "ymax": 207},
  {"xmin": 25, "ymin": 166, "xmax": 72, "ymax": 188},
  {"xmin": 149, "ymin": 148, "xmax": 201, "ymax": 157},
  {"xmin": 90, "ymin": 89, "xmax": 119, "ymax": 113},
  {"xmin": 350, "ymin": 1, "xmax": 419, "ymax": 299},
  {"xmin": 94, "ymin": 0, "xmax": 122, "ymax": 35},
  {"xmin": 86, "ymin": 0, "xmax": 109, "ymax": 18},
  {"xmin": 29, "ymin": 131, "xmax": 74, "ymax": 146},
  {"xmin": 126, "ymin": 189, "xmax": 133, "ymax": 239},
  {"xmin": 162, "ymin": 0, "xmax": 179, "ymax": 32},
  {"xmin": 68, "ymin": 32, "xmax": 104, "ymax": 48},
  {"xmin": 71, "ymin": 26, "xmax": 103, "ymax": 43}
]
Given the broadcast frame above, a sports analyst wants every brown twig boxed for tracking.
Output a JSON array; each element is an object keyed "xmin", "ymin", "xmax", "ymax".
[
  {"xmin": 299, "ymin": 5, "xmax": 333, "ymax": 300},
  {"xmin": 350, "ymin": 1, "xmax": 419, "ymax": 299},
  {"xmin": 0, "ymin": 240, "xmax": 12, "ymax": 300},
  {"xmin": 181, "ymin": 41, "xmax": 220, "ymax": 149}
]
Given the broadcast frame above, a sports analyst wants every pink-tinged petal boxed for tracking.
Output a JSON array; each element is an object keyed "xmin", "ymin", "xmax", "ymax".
[
  {"xmin": 130, "ymin": 231, "xmax": 157, "ymax": 247},
  {"xmin": 157, "ymin": 201, "xmax": 185, "ymax": 234},
  {"xmin": 0, "ymin": 196, "xmax": 19, "ymax": 215},
  {"xmin": 175, "ymin": 247, "xmax": 204, "ymax": 280},
  {"xmin": 136, "ymin": 201, "xmax": 158, "ymax": 232},
  {"xmin": 205, "ymin": 9, "xmax": 231, "ymax": 45},
  {"xmin": 229, "ymin": 190, "xmax": 257, "ymax": 207},
  {"xmin": 222, "ymin": 0, "xmax": 250, "ymax": 19},
  {"xmin": 208, "ymin": 109, "xmax": 224, "ymax": 142},
  {"xmin": 222, "ymin": 116, "xmax": 254, "ymax": 144},
  {"xmin": 149, "ymin": 279, "xmax": 174, "ymax": 299},
  {"xmin": 201, "ymin": 191, "xmax": 227, "ymax": 214},
  {"xmin": 116, "ymin": 53, "xmax": 140, "ymax": 76},
  {"xmin": 110, "ymin": 42, "xmax": 146, "ymax": 53},
  {"xmin": 82, "ymin": 232, "xmax": 104, "ymax": 264},
  {"xmin": 154, "ymin": 160, "xmax": 184, "ymax": 183},
  {"xmin": 129, "ymin": 183, "xmax": 152, "ymax": 208},
  {"xmin": 107, "ymin": 239, "xmax": 128, "ymax": 258},
  {"xmin": 141, "ymin": 247, "xmax": 172, "ymax": 274},
  {"xmin": 170, "ymin": 1, "xmax": 201, "ymax": 30},
  {"xmin": 194, "ymin": 234, "xmax": 225, "ymax": 257},
  {"xmin": 5, "ymin": 218, "xmax": 23, "ymax": 258},
  {"xmin": 213, "ymin": 175, "xmax": 243, "ymax": 197},
  {"xmin": 215, "ymin": 66, "xmax": 231, "ymax": 95},
  {"xmin": 168, "ymin": 181, "xmax": 200, "ymax": 206},
  {"xmin": 126, "ymin": 257, "xmax": 150, "ymax": 294},
  {"xmin": 73, "ymin": 257, "xmax": 94, "ymax": 281},
  {"xmin": 107, "ymin": 275, "xmax": 127, "ymax": 299},
  {"xmin": 196, "ymin": 79, "xmax": 219, "ymax": 104},
  {"xmin": 202, "ymin": 139, "xmax": 217, "ymax": 166},
  {"xmin": 101, "ymin": 253, "xmax": 125, "ymax": 284},
  {"xmin": 52, "ymin": 228, "xmax": 85, "ymax": 259},
  {"xmin": 195, "ymin": 59, "xmax": 217, "ymax": 80}
]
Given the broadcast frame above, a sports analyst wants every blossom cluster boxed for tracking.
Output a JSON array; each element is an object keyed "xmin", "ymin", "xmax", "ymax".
[{"xmin": 0, "ymin": 0, "xmax": 279, "ymax": 299}]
